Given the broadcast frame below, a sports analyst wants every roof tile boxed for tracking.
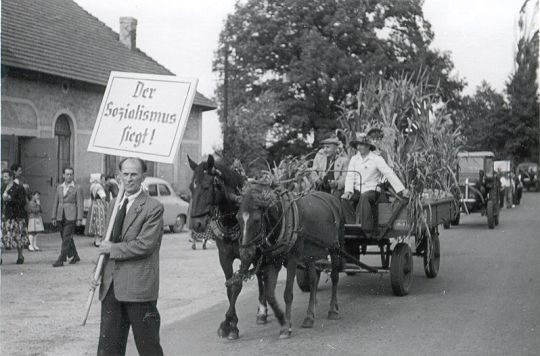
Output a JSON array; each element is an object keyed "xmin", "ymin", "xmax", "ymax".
[{"xmin": 1, "ymin": 0, "xmax": 216, "ymax": 110}]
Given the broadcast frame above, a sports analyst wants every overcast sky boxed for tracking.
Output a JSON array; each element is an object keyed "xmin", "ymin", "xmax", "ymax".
[{"xmin": 73, "ymin": 0, "xmax": 525, "ymax": 154}]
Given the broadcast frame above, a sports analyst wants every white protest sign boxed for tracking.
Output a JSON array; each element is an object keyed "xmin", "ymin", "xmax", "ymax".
[{"xmin": 87, "ymin": 72, "xmax": 198, "ymax": 164}]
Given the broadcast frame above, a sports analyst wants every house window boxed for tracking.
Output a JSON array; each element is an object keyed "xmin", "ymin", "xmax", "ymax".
[{"xmin": 55, "ymin": 115, "xmax": 71, "ymax": 181}]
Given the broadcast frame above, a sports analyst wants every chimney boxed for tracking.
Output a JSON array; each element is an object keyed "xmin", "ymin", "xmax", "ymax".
[{"xmin": 119, "ymin": 17, "xmax": 137, "ymax": 50}]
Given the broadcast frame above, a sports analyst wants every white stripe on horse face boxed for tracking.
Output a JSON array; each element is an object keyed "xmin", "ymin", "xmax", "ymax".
[{"xmin": 242, "ymin": 212, "xmax": 250, "ymax": 244}]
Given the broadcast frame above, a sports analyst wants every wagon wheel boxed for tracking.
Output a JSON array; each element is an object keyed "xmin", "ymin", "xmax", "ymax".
[
  {"xmin": 390, "ymin": 243, "xmax": 413, "ymax": 296},
  {"xmin": 296, "ymin": 268, "xmax": 321, "ymax": 292},
  {"xmin": 423, "ymin": 231, "xmax": 440, "ymax": 278}
]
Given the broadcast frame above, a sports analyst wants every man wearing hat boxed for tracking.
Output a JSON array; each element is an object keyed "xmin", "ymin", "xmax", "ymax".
[
  {"xmin": 341, "ymin": 132, "xmax": 408, "ymax": 233},
  {"xmin": 310, "ymin": 137, "xmax": 349, "ymax": 197},
  {"xmin": 366, "ymin": 127, "xmax": 390, "ymax": 164}
]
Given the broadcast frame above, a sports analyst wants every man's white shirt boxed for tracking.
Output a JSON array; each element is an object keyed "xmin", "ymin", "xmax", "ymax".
[
  {"xmin": 344, "ymin": 151, "xmax": 405, "ymax": 194},
  {"xmin": 120, "ymin": 187, "xmax": 143, "ymax": 213},
  {"xmin": 61, "ymin": 181, "xmax": 75, "ymax": 196}
]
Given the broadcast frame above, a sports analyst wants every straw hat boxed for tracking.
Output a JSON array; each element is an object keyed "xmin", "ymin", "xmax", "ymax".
[{"xmin": 350, "ymin": 132, "xmax": 376, "ymax": 150}]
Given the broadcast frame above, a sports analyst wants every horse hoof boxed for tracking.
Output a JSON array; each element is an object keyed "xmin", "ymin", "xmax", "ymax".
[
  {"xmin": 203, "ymin": 244, "xmax": 207, "ymax": 250},
  {"xmin": 328, "ymin": 311, "xmax": 341, "ymax": 320},
  {"xmin": 301, "ymin": 317, "xmax": 314, "ymax": 328},
  {"xmin": 227, "ymin": 330, "xmax": 239, "ymax": 340},
  {"xmin": 256, "ymin": 314, "xmax": 268, "ymax": 324},
  {"xmin": 279, "ymin": 328, "xmax": 292, "ymax": 339},
  {"xmin": 192, "ymin": 245, "xmax": 196, "ymax": 250},
  {"xmin": 217, "ymin": 326, "xmax": 230, "ymax": 338}
]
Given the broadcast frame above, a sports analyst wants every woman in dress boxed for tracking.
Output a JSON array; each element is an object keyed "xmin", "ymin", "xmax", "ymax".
[
  {"xmin": 87, "ymin": 173, "xmax": 108, "ymax": 247},
  {"xmin": 1, "ymin": 169, "xmax": 29, "ymax": 264}
]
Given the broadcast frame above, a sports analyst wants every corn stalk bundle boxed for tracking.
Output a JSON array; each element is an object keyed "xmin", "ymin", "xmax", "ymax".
[
  {"xmin": 339, "ymin": 72, "xmax": 463, "ymax": 244},
  {"xmin": 253, "ymin": 154, "xmax": 316, "ymax": 193}
]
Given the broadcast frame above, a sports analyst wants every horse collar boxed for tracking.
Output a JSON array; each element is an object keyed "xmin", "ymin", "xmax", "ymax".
[{"xmin": 209, "ymin": 214, "xmax": 241, "ymax": 242}]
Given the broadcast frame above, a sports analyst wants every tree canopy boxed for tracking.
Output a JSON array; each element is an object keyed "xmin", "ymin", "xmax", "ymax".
[
  {"xmin": 505, "ymin": 0, "xmax": 539, "ymax": 162},
  {"xmin": 460, "ymin": 82, "xmax": 509, "ymax": 156},
  {"xmin": 213, "ymin": 0, "xmax": 464, "ymax": 164},
  {"xmin": 460, "ymin": 0, "xmax": 539, "ymax": 163}
]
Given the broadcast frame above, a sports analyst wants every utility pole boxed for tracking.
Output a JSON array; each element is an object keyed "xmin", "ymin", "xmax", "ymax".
[{"xmin": 223, "ymin": 43, "xmax": 229, "ymax": 126}]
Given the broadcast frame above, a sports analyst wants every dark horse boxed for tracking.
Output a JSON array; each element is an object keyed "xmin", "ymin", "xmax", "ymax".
[
  {"xmin": 237, "ymin": 182, "xmax": 344, "ymax": 338},
  {"xmin": 188, "ymin": 155, "xmax": 266, "ymax": 340}
]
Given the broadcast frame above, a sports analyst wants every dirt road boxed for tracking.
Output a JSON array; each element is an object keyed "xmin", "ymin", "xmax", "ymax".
[
  {"xmin": 2, "ymin": 193, "xmax": 540, "ymax": 355},
  {"xmin": 0, "ymin": 230, "xmax": 257, "ymax": 356}
]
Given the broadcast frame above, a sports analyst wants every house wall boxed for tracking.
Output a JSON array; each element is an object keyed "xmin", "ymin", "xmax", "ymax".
[{"xmin": 1, "ymin": 68, "xmax": 203, "ymax": 219}]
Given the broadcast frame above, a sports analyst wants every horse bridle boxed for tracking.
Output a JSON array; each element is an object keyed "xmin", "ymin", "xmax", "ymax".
[
  {"xmin": 239, "ymin": 207, "xmax": 270, "ymax": 249},
  {"xmin": 190, "ymin": 173, "xmax": 221, "ymax": 220},
  {"xmin": 191, "ymin": 170, "xmax": 241, "ymax": 241}
]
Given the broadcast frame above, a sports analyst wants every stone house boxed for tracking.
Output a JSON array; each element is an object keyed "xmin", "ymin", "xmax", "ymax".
[{"xmin": 1, "ymin": 0, "xmax": 215, "ymax": 222}]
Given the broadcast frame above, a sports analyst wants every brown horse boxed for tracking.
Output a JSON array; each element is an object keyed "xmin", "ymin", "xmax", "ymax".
[
  {"xmin": 237, "ymin": 182, "xmax": 344, "ymax": 338},
  {"xmin": 188, "ymin": 155, "xmax": 267, "ymax": 340}
]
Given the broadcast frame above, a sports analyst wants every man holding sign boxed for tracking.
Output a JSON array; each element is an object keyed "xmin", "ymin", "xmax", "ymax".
[
  {"xmin": 97, "ymin": 157, "xmax": 164, "ymax": 356},
  {"xmin": 84, "ymin": 72, "xmax": 198, "ymax": 352}
]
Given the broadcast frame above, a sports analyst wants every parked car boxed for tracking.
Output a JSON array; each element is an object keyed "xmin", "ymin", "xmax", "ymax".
[
  {"xmin": 142, "ymin": 177, "xmax": 189, "ymax": 233},
  {"xmin": 517, "ymin": 162, "xmax": 539, "ymax": 192}
]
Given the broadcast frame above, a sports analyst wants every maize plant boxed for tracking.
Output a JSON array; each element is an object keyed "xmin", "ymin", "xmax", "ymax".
[{"xmin": 338, "ymin": 72, "xmax": 463, "ymax": 246}]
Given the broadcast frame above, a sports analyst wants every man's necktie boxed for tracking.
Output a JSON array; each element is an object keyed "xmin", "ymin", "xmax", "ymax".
[{"xmin": 111, "ymin": 198, "xmax": 128, "ymax": 242}]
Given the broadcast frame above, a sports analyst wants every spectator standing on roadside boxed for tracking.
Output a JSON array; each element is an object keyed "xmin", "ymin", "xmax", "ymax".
[
  {"xmin": 500, "ymin": 173, "xmax": 514, "ymax": 209},
  {"xmin": 514, "ymin": 170, "xmax": 523, "ymax": 205},
  {"xmin": 27, "ymin": 191, "xmax": 44, "ymax": 251},
  {"xmin": 103, "ymin": 174, "xmax": 119, "ymax": 202},
  {"xmin": 97, "ymin": 157, "xmax": 165, "ymax": 356},
  {"xmin": 87, "ymin": 173, "xmax": 108, "ymax": 247},
  {"xmin": 86, "ymin": 173, "xmax": 107, "ymax": 247},
  {"xmin": 1, "ymin": 169, "xmax": 29, "ymax": 264},
  {"xmin": 51, "ymin": 167, "xmax": 84, "ymax": 267},
  {"xmin": 11, "ymin": 163, "xmax": 30, "ymax": 199}
]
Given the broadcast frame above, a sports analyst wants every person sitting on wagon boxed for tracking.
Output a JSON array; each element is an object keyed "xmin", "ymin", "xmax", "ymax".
[
  {"xmin": 341, "ymin": 132, "xmax": 408, "ymax": 233},
  {"xmin": 309, "ymin": 137, "xmax": 349, "ymax": 197},
  {"xmin": 366, "ymin": 128, "xmax": 389, "ymax": 164}
]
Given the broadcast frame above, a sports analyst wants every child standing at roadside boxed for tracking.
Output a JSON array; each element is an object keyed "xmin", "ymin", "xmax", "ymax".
[{"xmin": 27, "ymin": 191, "xmax": 44, "ymax": 251}]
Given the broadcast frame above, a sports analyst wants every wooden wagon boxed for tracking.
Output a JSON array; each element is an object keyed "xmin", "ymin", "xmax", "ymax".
[{"xmin": 296, "ymin": 193, "xmax": 454, "ymax": 296}]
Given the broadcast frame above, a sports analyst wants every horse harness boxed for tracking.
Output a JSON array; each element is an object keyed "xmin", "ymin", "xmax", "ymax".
[{"xmin": 240, "ymin": 190, "xmax": 300, "ymax": 258}]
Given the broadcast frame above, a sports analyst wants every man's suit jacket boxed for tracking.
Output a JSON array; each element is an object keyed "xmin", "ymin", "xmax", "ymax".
[
  {"xmin": 51, "ymin": 183, "xmax": 84, "ymax": 221},
  {"xmin": 99, "ymin": 190, "xmax": 164, "ymax": 302},
  {"xmin": 310, "ymin": 151, "xmax": 349, "ymax": 190}
]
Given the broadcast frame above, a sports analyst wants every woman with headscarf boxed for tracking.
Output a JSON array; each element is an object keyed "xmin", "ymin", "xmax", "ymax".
[
  {"xmin": 1, "ymin": 169, "xmax": 29, "ymax": 264},
  {"xmin": 86, "ymin": 173, "xmax": 108, "ymax": 247}
]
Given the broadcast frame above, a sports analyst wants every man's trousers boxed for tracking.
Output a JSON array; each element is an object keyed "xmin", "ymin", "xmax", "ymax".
[
  {"xmin": 98, "ymin": 284, "xmax": 164, "ymax": 356},
  {"xmin": 58, "ymin": 219, "xmax": 78, "ymax": 260}
]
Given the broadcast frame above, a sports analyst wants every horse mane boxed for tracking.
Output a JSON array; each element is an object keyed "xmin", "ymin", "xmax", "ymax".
[
  {"xmin": 214, "ymin": 160, "xmax": 244, "ymax": 191},
  {"xmin": 241, "ymin": 183, "xmax": 278, "ymax": 210}
]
